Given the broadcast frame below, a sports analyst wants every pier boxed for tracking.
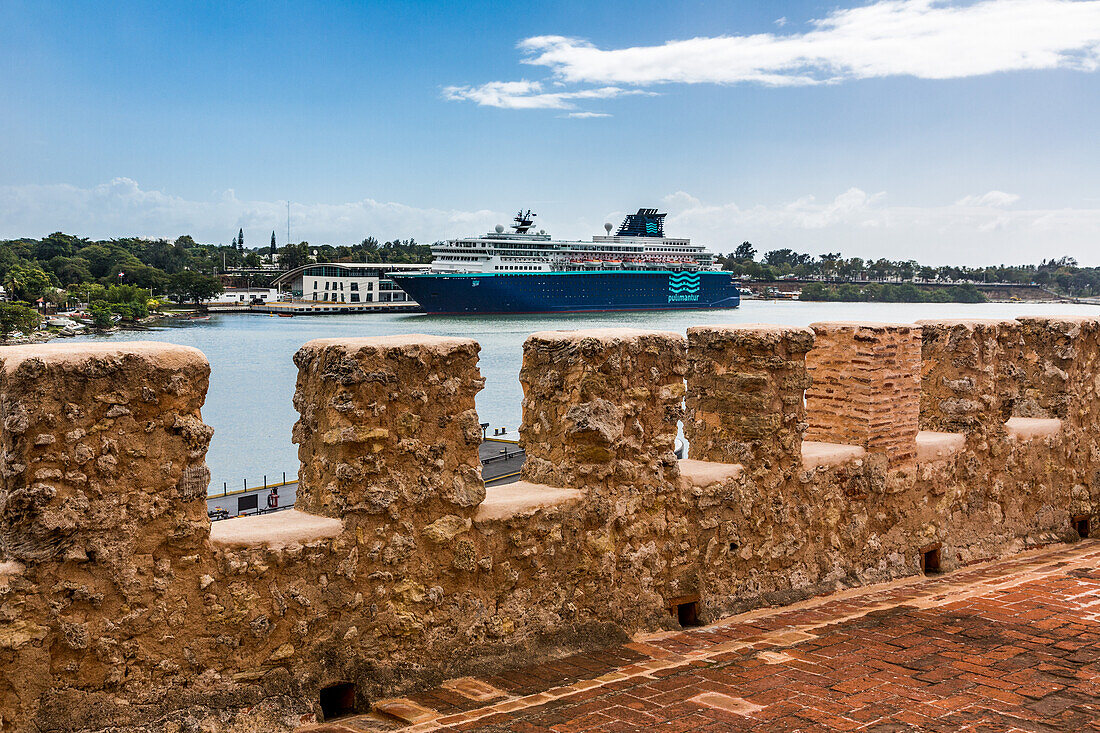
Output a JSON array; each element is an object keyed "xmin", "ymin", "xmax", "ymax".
[{"xmin": 250, "ymin": 300, "xmax": 420, "ymax": 315}]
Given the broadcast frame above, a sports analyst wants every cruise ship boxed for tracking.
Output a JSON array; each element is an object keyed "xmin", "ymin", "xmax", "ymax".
[{"xmin": 391, "ymin": 209, "xmax": 740, "ymax": 314}]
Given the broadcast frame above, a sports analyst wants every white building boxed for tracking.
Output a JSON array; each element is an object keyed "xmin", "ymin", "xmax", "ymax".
[
  {"xmin": 271, "ymin": 263, "xmax": 425, "ymax": 304},
  {"xmin": 205, "ymin": 287, "xmax": 281, "ymax": 305}
]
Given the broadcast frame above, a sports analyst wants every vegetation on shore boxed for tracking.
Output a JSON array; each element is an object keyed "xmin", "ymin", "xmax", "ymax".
[
  {"xmin": 717, "ymin": 242, "xmax": 1098, "ymax": 297},
  {"xmin": 0, "ymin": 302, "xmax": 41, "ymax": 338},
  {"xmin": 0, "ymin": 231, "xmax": 435, "ymax": 336},
  {"xmin": 800, "ymin": 282, "xmax": 986, "ymax": 303},
  {"xmin": 0, "ymin": 232, "xmax": 430, "ymax": 296}
]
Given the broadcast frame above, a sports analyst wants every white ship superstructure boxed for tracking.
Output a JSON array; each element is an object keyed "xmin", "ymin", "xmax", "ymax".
[{"xmin": 429, "ymin": 209, "xmax": 716, "ymax": 274}]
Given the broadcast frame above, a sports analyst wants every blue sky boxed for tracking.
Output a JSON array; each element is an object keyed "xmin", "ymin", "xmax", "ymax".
[{"xmin": 2, "ymin": 0, "xmax": 1099, "ymax": 264}]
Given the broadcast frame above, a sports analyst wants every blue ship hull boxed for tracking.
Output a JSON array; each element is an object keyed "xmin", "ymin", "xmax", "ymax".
[{"xmin": 392, "ymin": 270, "xmax": 740, "ymax": 314}]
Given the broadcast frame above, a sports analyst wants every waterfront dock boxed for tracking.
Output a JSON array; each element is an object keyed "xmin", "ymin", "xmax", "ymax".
[{"xmin": 251, "ymin": 300, "xmax": 421, "ymax": 315}]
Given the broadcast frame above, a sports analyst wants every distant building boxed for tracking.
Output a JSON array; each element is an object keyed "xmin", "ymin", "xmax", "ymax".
[
  {"xmin": 271, "ymin": 263, "xmax": 425, "ymax": 304},
  {"xmin": 205, "ymin": 287, "xmax": 280, "ymax": 305}
]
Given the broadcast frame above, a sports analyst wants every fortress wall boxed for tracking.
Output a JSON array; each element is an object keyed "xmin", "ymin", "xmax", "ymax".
[
  {"xmin": 684, "ymin": 324, "xmax": 814, "ymax": 471},
  {"xmin": 1017, "ymin": 316, "xmax": 1100, "ymax": 427},
  {"xmin": 291, "ymin": 334, "xmax": 485, "ymax": 518},
  {"xmin": 517, "ymin": 328, "xmax": 686, "ymax": 490},
  {"xmin": 0, "ymin": 343, "xmax": 214, "ymax": 730},
  {"xmin": 917, "ymin": 319, "xmax": 1019, "ymax": 436},
  {"xmin": 804, "ymin": 322, "xmax": 922, "ymax": 463},
  {"xmin": 1, "ymin": 320, "xmax": 1099, "ymax": 733},
  {"xmin": 513, "ymin": 328, "xmax": 696, "ymax": 626}
]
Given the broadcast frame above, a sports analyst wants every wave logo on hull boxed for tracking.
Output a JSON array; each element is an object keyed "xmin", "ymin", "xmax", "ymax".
[{"xmin": 668, "ymin": 272, "xmax": 701, "ymax": 302}]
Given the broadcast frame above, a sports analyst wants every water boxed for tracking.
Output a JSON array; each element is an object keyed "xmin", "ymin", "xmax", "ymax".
[{"xmin": 64, "ymin": 301, "xmax": 1097, "ymax": 492}]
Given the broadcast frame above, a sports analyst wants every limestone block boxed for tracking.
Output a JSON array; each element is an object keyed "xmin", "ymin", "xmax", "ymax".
[
  {"xmin": 685, "ymin": 324, "xmax": 814, "ymax": 470},
  {"xmin": 1016, "ymin": 316, "xmax": 1100, "ymax": 426},
  {"xmin": 519, "ymin": 328, "xmax": 686, "ymax": 488},
  {"xmin": 917, "ymin": 319, "xmax": 1019, "ymax": 436},
  {"xmin": 0, "ymin": 342, "xmax": 212, "ymax": 564},
  {"xmin": 805, "ymin": 322, "xmax": 921, "ymax": 464},
  {"xmin": 292, "ymin": 335, "xmax": 485, "ymax": 518}
]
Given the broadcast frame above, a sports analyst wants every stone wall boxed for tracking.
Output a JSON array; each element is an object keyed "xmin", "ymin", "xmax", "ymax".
[
  {"xmin": 0, "ymin": 343, "xmax": 213, "ymax": 731},
  {"xmin": 684, "ymin": 324, "xmax": 814, "ymax": 472},
  {"xmin": 518, "ymin": 328, "xmax": 685, "ymax": 490},
  {"xmin": 1, "ymin": 319, "xmax": 1098, "ymax": 733},
  {"xmin": 918, "ymin": 319, "xmax": 1019, "ymax": 437},
  {"xmin": 291, "ymin": 335, "xmax": 485, "ymax": 517}
]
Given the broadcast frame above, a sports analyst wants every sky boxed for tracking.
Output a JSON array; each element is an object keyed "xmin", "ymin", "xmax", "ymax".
[{"xmin": 1, "ymin": 0, "xmax": 1099, "ymax": 265}]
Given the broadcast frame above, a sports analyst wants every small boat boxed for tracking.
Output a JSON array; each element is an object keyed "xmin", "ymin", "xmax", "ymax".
[
  {"xmin": 278, "ymin": 313, "xmax": 294, "ymax": 318},
  {"xmin": 189, "ymin": 315, "xmax": 211, "ymax": 321}
]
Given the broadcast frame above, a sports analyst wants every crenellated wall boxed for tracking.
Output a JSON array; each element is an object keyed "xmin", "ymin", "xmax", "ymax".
[{"xmin": 1, "ymin": 317, "xmax": 1098, "ymax": 733}]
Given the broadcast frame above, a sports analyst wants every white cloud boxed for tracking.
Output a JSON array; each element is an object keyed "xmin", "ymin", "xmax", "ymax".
[
  {"xmin": 662, "ymin": 188, "xmax": 1100, "ymax": 265},
  {"xmin": 565, "ymin": 111, "xmax": 612, "ymax": 118},
  {"xmin": 448, "ymin": 0, "xmax": 1100, "ymax": 111},
  {"xmin": 955, "ymin": 190, "xmax": 1021, "ymax": 207},
  {"xmin": 774, "ymin": 17, "xmax": 788, "ymax": 27},
  {"xmin": 441, "ymin": 80, "xmax": 652, "ymax": 109},
  {"xmin": 0, "ymin": 178, "xmax": 503, "ymax": 245}
]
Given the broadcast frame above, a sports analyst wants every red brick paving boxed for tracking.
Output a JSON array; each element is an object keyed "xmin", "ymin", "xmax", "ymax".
[{"xmin": 303, "ymin": 541, "xmax": 1100, "ymax": 732}]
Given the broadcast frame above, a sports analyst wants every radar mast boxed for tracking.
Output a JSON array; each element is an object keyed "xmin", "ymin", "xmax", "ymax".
[{"xmin": 512, "ymin": 209, "xmax": 537, "ymax": 233}]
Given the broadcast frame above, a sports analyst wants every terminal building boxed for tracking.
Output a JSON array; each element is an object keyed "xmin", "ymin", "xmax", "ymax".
[{"xmin": 271, "ymin": 263, "xmax": 425, "ymax": 304}]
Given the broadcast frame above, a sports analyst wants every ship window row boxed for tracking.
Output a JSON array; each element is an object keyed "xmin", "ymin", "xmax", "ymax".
[{"xmin": 495, "ymin": 265, "xmax": 540, "ymax": 271}]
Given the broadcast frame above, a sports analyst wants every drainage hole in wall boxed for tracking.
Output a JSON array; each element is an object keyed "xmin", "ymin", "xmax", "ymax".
[
  {"xmin": 320, "ymin": 682, "xmax": 357, "ymax": 721},
  {"xmin": 921, "ymin": 547, "xmax": 942, "ymax": 575},
  {"xmin": 677, "ymin": 601, "xmax": 701, "ymax": 628},
  {"xmin": 1073, "ymin": 515, "xmax": 1091, "ymax": 539}
]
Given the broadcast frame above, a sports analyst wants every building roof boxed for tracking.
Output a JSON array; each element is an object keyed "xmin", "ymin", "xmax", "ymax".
[{"xmin": 271, "ymin": 262, "xmax": 428, "ymax": 287}]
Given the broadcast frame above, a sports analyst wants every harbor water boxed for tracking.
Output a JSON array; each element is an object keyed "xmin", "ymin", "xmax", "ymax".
[{"xmin": 66, "ymin": 301, "xmax": 1098, "ymax": 493}]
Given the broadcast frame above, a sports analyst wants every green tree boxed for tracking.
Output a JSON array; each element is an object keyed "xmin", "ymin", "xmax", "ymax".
[
  {"xmin": 47, "ymin": 256, "xmax": 94, "ymax": 285},
  {"xmin": 75, "ymin": 244, "xmax": 118, "ymax": 278},
  {"xmin": 3, "ymin": 264, "xmax": 52, "ymax": 301},
  {"xmin": 733, "ymin": 242, "xmax": 757, "ymax": 262},
  {"xmin": 278, "ymin": 242, "xmax": 310, "ymax": 270},
  {"xmin": 0, "ymin": 302, "xmax": 41, "ymax": 338},
  {"xmin": 89, "ymin": 301, "xmax": 114, "ymax": 328},
  {"xmin": 35, "ymin": 232, "xmax": 85, "ymax": 261},
  {"xmin": 169, "ymin": 271, "xmax": 223, "ymax": 305},
  {"xmin": 108, "ymin": 263, "xmax": 168, "ymax": 292}
]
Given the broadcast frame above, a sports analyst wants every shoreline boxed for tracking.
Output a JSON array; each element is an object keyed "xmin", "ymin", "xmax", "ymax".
[{"xmin": 0, "ymin": 309, "xmax": 183, "ymax": 346}]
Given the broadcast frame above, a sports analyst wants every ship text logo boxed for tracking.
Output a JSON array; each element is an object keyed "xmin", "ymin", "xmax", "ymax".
[{"xmin": 668, "ymin": 272, "xmax": 700, "ymax": 303}]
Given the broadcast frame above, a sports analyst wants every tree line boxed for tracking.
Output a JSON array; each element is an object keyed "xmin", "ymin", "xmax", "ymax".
[
  {"xmin": 0, "ymin": 231, "xmax": 435, "ymax": 336},
  {"xmin": 719, "ymin": 243, "xmax": 1099, "ymax": 297}
]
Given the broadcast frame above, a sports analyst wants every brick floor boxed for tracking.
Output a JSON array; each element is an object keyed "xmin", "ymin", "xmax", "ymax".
[{"xmin": 301, "ymin": 541, "xmax": 1100, "ymax": 732}]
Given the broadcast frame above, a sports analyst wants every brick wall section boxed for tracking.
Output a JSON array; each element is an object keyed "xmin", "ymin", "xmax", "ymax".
[
  {"xmin": 519, "ymin": 328, "xmax": 686, "ymax": 489},
  {"xmin": 917, "ymin": 319, "xmax": 1019, "ymax": 436},
  {"xmin": 684, "ymin": 324, "xmax": 814, "ymax": 471},
  {"xmin": 805, "ymin": 322, "xmax": 921, "ymax": 463},
  {"xmin": 292, "ymin": 335, "xmax": 485, "ymax": 518}
]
